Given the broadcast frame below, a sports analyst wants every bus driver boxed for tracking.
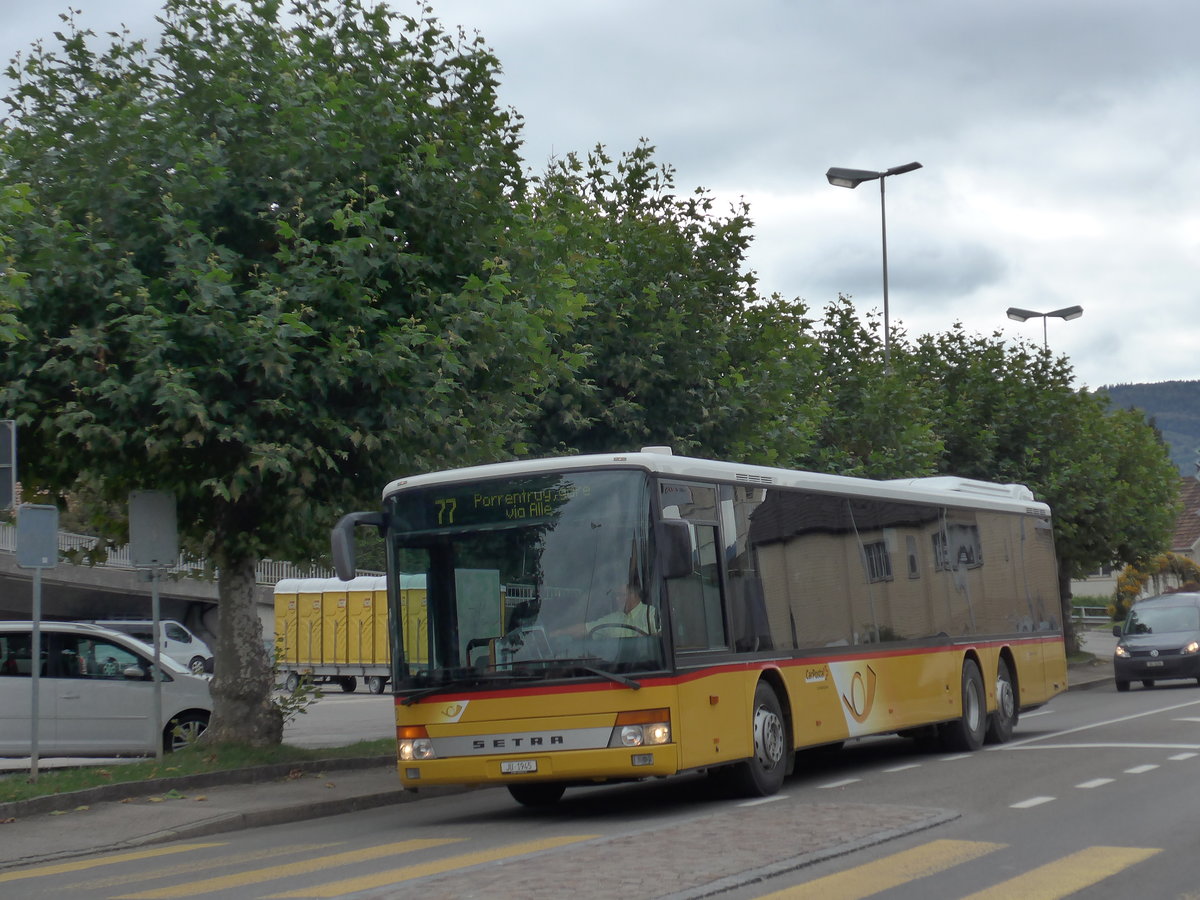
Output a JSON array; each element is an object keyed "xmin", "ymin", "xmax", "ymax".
[{"xmin": 588, "ymin": 583, "xmax": 661, "ymax": 636}]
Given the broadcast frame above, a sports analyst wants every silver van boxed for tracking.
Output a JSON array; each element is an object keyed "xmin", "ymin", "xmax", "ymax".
[
  {"xmin": 93, "ymin": 619, "xmax": 214, "ymax": 674},
  {"xmin": 0, "ymin": 621, "xmax": 212, "ymax": 757}
]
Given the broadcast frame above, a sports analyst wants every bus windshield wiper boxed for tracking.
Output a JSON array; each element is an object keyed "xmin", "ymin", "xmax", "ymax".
[
  {"xmin": 533, "ymin": 658, "xmax": 641, "ymax": 690},
  {"xmin": 399, "ymin": 670, "xmax": 542, "ymax": 705}
]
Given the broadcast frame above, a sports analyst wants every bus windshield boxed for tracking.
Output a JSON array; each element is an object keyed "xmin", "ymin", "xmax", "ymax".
[{"xmin": 385, "ymin": 469, "xmax": 666, "ymax": 689}]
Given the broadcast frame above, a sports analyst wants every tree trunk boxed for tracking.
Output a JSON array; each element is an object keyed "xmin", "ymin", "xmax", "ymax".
[{"xmin": 206, "ymin": 555, "xmax": 283, "ymax": 745}]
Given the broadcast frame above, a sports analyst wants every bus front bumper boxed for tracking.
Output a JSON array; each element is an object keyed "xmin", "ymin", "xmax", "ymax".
[{"xmin": 396, "ymin": 744, "xmax": 682, "ymax": 788}]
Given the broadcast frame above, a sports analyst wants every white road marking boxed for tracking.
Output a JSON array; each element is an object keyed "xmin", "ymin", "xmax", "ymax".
[
  {"xmin": 1004, "ymin": 697, "xmax": 1200, "ymax": 749},
  {"xmin": 738, "ymin": 794, "xmax": 788, "ymax": 807},
  {"xmin": 818, "ymin": 778, "xmax": 861, "ymax": 789},
  {"xmin": 1125, "ymin": 764, "xmax": 1159, "ymax": 774},
  {"xmin": 1169, "ymin": 752, "xmax": 1198, "ymax": 760},
  {"xmin": 1011, "ymin": 796, "xmax": 1055, "ymax": 809},
  {"xmin": 1076, "ymin": 778, "xmax": 1114, "ymax": 789},
  {"xmin": 883, "ymin": 763, "xmax": 922, "ymax": 773}
]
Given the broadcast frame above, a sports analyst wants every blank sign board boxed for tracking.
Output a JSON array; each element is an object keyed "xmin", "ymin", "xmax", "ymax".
[
  {"xmin": 16, "ymin": 504, "xmax": 58, "ymax": 568},
  {"xmin": 129, "ymin": 491, "xmax": 179, "ymax": 567}
]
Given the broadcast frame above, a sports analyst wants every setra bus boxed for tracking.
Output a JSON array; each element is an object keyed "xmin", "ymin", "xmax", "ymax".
[{"xmin": 331, "ymin": 447, "xmax": 1067, "ymax": 806}]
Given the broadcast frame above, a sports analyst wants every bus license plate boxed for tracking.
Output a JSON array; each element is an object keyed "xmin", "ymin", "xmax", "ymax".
[{"xmin": 501, "ymin": 760, "xmax": 538, "ymax": 774}]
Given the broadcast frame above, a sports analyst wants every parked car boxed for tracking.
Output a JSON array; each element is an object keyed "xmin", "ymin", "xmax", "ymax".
[
  {"xmin": 92, "ymin": 618, "xmax": 214, "ymax": 675},
  {"xmin": 0, "ymin": 621, "xmax": 212, "ymax": 757},
  {"xmin": 1112, "ymin": 592, "xmax": 1200, "ymax": 692}
]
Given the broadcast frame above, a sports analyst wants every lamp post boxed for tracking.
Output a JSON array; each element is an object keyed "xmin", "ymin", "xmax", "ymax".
[
  {"xmin": 826, "ymin": 161, "xmax": 923, "ymax": 372},
  {"xmin": 1005, "ymin": 305, "xmax": 1084, "ymax": 349}
]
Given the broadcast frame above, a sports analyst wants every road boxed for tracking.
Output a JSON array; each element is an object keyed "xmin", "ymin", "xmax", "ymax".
[{"xmin": 4, "ymin": 680, "xmax": 1199, "ymax": 898}]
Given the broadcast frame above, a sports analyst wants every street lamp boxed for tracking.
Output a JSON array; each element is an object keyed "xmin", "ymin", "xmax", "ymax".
[
  {"xmin": 1005, "ymin": 305, "xmax": 1084, "ymax": 349},
  {"xmin": 826, "ymin": 161, "xmax": 923, "ymax": 372}
]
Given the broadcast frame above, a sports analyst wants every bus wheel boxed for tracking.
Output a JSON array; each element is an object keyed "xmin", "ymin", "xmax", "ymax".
[
  {"xmin": 985, "ymin": 657, "xmax": 1018, "ymax": 744},
  {"xmin": 941, "ymin": 660, "xmax": 986, "ymax": 752},
  {"xmin": 729, "ymin": 682, "xmax": 787, "ymax": 797},
  {"xmin": 367, "ymin": 676, "xmax": 387, "ymax": 694},
  {"xmin": 507, "ymin": 782, "xmax": 566, "ymax": 807},
  {"xmin": 338, "ymin": 676, "xmax": 357, "ymax": 693}
]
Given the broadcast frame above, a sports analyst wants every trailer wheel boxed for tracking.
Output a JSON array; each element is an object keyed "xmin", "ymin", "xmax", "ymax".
[
  {"xmin": 367, "ymin": 676, "xmax": 387, "ymax": 694},
  {"xmin": 283, "ymin": 672, "xmax": 300, "ymax": 693},
  {"xmin": 338, "ymin": 676, "xmax": 357, "ymax": 693}
]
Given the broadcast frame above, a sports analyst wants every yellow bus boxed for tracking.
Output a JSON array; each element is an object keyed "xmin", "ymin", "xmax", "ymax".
[{"xmin": 331, "ymin": 448, "xmax": 1067, "ymax": 806}]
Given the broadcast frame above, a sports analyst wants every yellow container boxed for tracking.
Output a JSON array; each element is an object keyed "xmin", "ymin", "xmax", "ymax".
[{"xmin": 273, "ymin": 582, "xmax": 300, "ymax": 666}]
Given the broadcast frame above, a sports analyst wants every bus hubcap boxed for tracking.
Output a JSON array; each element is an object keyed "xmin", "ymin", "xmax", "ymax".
[{"xmin": 754, "ymin": 705, "xmax": 785, "ymax": 768}]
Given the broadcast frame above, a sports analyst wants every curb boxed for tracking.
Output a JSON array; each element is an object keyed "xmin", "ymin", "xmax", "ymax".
[{"xmin": 0, "ymin": 755, "xmax": 394, "ymax": 821}]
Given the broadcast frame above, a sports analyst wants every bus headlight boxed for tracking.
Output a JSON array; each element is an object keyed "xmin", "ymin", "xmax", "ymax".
[
  {"xmin": 608, "ymin": 709, "xmax": 671, "ymax": 748},
  {"xmin": 397, "ymin": 726, "xmax": 436, "ymax": 760}
]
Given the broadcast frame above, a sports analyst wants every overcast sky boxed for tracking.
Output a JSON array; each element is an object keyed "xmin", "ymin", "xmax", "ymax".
[{"xmin": 4, "ymin": 0, "xmax": 1198, "ymax": 389}]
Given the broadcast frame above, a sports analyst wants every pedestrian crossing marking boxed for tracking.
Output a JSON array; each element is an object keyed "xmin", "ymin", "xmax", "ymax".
[
  {"xmin": 756, "ymin": 839, "xmax": 1005, "ymax": 899},
  {"xmin": 264, "ymin": 835, "xmax": 601, "ymax": 898},
  {"xmin": 113, "ymin": 839, "xmax": 460, "ymax": 899},
  {"xmin": 0, "ymin": 843, "xmax": 227, "ymax": 884},
  {"xmin": 959, "ymin": 845, "xmax": 1160, "ymax": 899},
  {"xmin": 69, "ymin": 843, "xmax": 343, "ymax": 891}
]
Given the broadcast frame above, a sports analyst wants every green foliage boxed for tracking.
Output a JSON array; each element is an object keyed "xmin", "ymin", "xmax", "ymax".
[
  {"xmin": 0, "ymin": 0, "xmax": 584, "ymax": 744},
  {"xmin": 514, "ymin": 143, "xmax": 757, "ymax": 456}
]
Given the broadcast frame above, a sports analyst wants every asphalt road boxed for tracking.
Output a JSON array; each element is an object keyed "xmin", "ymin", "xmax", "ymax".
[{"xmin": 6, "ymin": 681, "xmax": 1200, "ymax": 898}]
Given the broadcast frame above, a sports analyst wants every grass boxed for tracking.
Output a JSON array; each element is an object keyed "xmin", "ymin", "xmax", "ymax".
[{"xmin": 0, "ymin": 738, "xmax": 394, "ymax": 806}]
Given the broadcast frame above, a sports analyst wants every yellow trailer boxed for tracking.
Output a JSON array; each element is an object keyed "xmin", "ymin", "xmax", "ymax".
[{"xmin": 272, "ymin": 575, "xmax": 427, "ymax": 693}]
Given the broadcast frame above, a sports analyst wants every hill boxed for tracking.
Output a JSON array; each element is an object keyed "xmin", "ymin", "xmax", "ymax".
[{"xmin": 1100, "ymin": 380, "xmax": 1200, "ymax": 475}]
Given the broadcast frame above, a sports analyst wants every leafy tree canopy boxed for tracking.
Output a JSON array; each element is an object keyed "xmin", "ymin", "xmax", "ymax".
[{"xmin": 0, "ymin": 0, "xmax": 584, "ymax": 743}]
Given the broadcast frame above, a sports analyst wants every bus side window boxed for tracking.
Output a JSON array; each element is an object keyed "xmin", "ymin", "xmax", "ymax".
[{"xmin": 667, "ymin": 523, "xmax": 727, "ymax": 651}]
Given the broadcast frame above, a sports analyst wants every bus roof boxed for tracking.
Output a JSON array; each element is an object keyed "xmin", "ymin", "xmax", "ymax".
[{"xmin": 381, "ymin": 449, "xmax": 1051, "ymax": 517}]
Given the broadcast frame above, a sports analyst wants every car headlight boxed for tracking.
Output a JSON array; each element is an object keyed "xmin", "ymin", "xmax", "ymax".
[
  {"xmin": 1114, "ymin": 644, "xmax": 1130, "ymax": 658},
  {"xmin": 1184, "ymin": 641, "xmax": 1200, "ymax": 655}
]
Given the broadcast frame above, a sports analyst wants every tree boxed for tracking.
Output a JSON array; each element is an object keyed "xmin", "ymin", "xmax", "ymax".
[
  {"xmin": 0, "ymin": 0, "xmax": 583, "ymax": 744},
  {"xmin": 514, "ymin": 144, "xmax": 760, "ymax": 457}
]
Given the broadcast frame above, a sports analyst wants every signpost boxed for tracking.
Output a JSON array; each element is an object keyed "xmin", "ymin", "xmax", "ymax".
[
  {"xmin": 17, "ymin": 503, "xmax": 59, "ymax": 782},
  {"xmin": 129, "ymin": 490, "xmax": 179, "ymax": 762},
  {"xmin": 0, "ymin": 420, "xmax": 15, "ymax": 511}
]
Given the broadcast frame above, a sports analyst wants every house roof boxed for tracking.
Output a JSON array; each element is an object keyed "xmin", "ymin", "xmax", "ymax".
[{"xmin": 1172, "ymin": 477, "xmax": 1200, "ymax": 553}]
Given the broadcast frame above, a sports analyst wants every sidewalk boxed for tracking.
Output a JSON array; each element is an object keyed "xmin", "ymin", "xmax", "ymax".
[{"xmin": 0, "ymin": 637, "xmax": 1115, "ymax": 874}]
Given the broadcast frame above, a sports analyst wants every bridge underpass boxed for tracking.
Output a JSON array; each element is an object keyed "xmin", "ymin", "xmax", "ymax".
[{"xmin": 0, "ymin": 544, "xmax": 281, "ymax": 649}]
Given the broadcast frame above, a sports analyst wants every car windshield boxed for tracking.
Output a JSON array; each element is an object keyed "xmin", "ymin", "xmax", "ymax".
[
  {"xmin": 385, "ymin": 469, "xmax": 667, "ymax": 689},
  {"xmin": 1124, "ymin": 605, "xmax": 1200, "ymax": 635}
]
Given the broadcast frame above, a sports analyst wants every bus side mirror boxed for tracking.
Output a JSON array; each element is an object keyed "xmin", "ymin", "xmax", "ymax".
[
  {"xmin": 331, "ymin": 511, "xmax": 385, "ymax": 581},
  {"xmin": 658, "ymin": 519, "xmax": 694, "ymax": 580}
]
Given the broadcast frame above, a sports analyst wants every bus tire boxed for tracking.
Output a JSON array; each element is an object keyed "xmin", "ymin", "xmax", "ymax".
[
  {"xmin": 367, "ymin": 676, "xmax": 387, "ymax": 694},
  {"xmin": 941, "ymin": 659, "xmax": 986, "ymax": 752},
  {"xmin": 728, "ymin": 681, "xmax": 788, "ymax": 797},
  {"xmin": 507, "ymin": 782, "xmax": 566, "ymax": 807},
  {"xmin": 985, "ymin": 656, "xmax": 1018, "ymax": 744}
]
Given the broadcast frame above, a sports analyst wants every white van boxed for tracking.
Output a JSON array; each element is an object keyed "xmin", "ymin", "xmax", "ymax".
[
  {"xmin": 0, "ymin": 621, "xmax": 212, "ymax": 757},
  {"xmin": 93, "ymin": 619, "xmax": 214, "ymax": 674}
]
